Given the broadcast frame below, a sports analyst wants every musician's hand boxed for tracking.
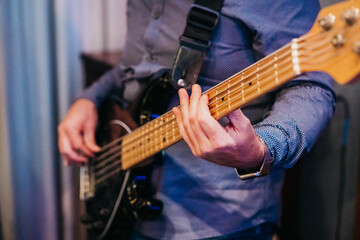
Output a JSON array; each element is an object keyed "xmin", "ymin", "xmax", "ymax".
[
  {"xmin": 172, "ymin": 84, "xmax": 264, "ymax": 169},
  {"xmin": 58, "ymin": 99, "xmax": 101, "ymax": 166}
]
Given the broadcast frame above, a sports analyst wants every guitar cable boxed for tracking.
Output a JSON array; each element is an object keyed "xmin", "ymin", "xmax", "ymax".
[{"xmin": 334, "ymin": 95, "xmax": 350, "ymax": 240}]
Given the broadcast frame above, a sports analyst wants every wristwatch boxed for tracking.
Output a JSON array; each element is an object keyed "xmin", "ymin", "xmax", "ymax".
[{"xmin": 235, "ymin": 140, "xmax": 273, "ymax": 180}]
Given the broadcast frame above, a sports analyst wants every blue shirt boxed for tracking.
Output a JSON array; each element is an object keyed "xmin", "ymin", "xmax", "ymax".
[{"xmin": 79, "ymin": 0, "xmax": 336, "ymax": 239}]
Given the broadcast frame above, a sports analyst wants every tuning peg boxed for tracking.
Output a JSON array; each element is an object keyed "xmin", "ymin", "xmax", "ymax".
[
  {"xmin": 92, "ymin": 221, "xmax": 105, "ymax": 230},
  {"xmin": 353, "ymin": 41, "xmax": 360, "ymax": 55},
  {"xmin": 80, "ymin": 214, "xmax": 94, "ymax": 224},
  {"xmin": 332, "ymin": 34, "xmax": 346, "ymax": 47},
  {"xmin": 318, "ymin": 14, "xmax": 335, "ymax": 31},
  {"xmin": 99, "ymin": 208, "xmax": 111, "ymax": 217},
  {"xmin": 342, "ymin": 7, "xmax": 359, "ymax": 26}
]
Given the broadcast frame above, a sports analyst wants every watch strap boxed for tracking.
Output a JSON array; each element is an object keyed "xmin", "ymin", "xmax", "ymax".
[{"xmin": 235, "ymin": 140, "xmax": 273, "ymax": 180}]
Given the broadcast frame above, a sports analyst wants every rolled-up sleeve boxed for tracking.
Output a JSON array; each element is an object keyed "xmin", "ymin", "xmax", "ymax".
[
  {"xmin": 254, "ymin": 75, "xmax": 336, "ymax": 168},
  {"xmin": 223, "ymin": 0, "xmax": 337, "ymax": 168}
]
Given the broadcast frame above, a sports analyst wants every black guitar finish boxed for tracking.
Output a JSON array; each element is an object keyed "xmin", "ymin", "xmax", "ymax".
[{"xmin": 80, "ymin": 70, "xmax": 176, "ymax": 239}]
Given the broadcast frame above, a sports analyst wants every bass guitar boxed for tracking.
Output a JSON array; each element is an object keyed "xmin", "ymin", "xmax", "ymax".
[{"xmin": 79, "ymin": 1, "xmax": 360, "ymax": 239}]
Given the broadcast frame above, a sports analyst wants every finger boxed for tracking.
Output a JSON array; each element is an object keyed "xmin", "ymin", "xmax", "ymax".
[
  {"xmin": 197, "ymin": 94, "xmax": 229, "ymax": 143},
  {"xmin": 172, "ymin": 106, "xmax": 196, "ymax": 152},
  {"xmin": 178, "ymin": 88, "xmax": 198, "ymax": 147},
  {"xmin": 60, "ymin": 133, "xmax": 88, "ymax": 164},
  {"xmin": 65, "ymin": 127, "xmax": 94, "ymax": 157},
  {"xmin": 83, "ymin": 123, "xmax": 101, "ymax": 152},
  {"xmin": 189, "ymin": 84, "xmax": 202, "ymax": 119},
  {"xmin": 227, "ymin": 109, "xmax": 252, "ymax": 131},
  {"xmin": 188, "ymin": 85, "xmax": 211, "ymax": 150}
]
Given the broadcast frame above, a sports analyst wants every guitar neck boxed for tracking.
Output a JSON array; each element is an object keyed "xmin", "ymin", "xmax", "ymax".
[{"xmin": 121, "ymin": 42, "xmax": 298, "ymax": 169}]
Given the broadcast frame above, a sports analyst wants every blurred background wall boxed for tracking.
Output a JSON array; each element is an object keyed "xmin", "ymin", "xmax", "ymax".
[
  {"xmin": 0, "ymin": 1, "xmax": 126, "ymax": 240},
  {"xmin": 0, "ymin": 0, "xmax": 359, "ymax": 240}
]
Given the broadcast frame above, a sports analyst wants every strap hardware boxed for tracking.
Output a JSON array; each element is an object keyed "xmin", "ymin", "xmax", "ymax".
[{"xmin": 187, "ymin": 4, "xmax": 220, "ymax": 31}]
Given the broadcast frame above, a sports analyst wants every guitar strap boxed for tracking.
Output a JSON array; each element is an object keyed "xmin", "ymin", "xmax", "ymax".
[{"xmin": 169, "ymin": 0, "xmax": 224, "ymax": 89}]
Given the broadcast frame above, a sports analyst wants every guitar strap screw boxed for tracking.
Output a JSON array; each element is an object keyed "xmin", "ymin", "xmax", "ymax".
[{"xmin": 177, "ymin": 78, "xmax": 185, "ymax": 87}]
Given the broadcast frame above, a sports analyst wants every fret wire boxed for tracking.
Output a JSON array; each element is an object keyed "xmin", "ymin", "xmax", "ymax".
[
  {"xmin": 208, "ymin": 55, "xmax": 293, "ymax": 112},
  {"xmin": 211, "ymin": 69, "xmax": 296, "ymax": 119},
  {"xmin": 227, "ymin": 79, "xmax": 231, "ymax": 112},
  {"xmin": 96, "ymin": 36, "xmax": 319, "ymax": 168},
  {"xmin": 96, "ymin": 41, "xmax": 310, "ymax": 172},
  {"xmin": 275, "ymin": 54, "xmax": 278, "ymax": 84},
  {"xmin": 209, "ymin": 64, "xmax": 294, "ymax": 117},
  {"xmin": 95, "ymin": 29, "xmax": 322, "ymax": 162},
  {"xmin": 126, "ymin": 62, "xmax": 295, "ymax": 166},
  {"xmin": 100, "ymin": 57, "xmax": 292, "ymax": 170},
  {"xmin": 121, "ymin": 112, "xmax": 174, "ymax": 152},
  {"xmin": 92, "ymin": 28, "xmax": 337, "ymax": 175},
  {"xmin": 96, "ymin": 127, "xmax": 183, "ymax": 185},
  {"xmin": 257, "ymin": 63, "xmax": 260, "ymax": 93},
  {"xmin": 98, "ymin": 124, "xmax": 181, "ymax": 184},
  {"xmin": 207, "ymin": 46, "xmax": 292, "ymax": 104},
  {"xmin": 99, "ymin": 44, "xmax": 295, "ymax": 163},
  {"xmin": 96, "ymin": 46, "xmax": 296, "ymax": 166},
  {"xmin": 96, "ymin": 114, "xmax": 176, "ymax": 166},
  {"xmin": 241, "ymin": 72, "xmax": 244, "ymax": 103},
  {"xmin": 122, "ymin": 120, "xmax": 179, "ymax": 163},
  {"xmin": 96, "ymin": 52, "xmax": 295, "ymax": 168}
]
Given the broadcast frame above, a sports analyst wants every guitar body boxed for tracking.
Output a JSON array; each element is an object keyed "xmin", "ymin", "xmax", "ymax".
[{"xmin": 80, "ymin": 70, "xmax": 175, "ymax": 239}]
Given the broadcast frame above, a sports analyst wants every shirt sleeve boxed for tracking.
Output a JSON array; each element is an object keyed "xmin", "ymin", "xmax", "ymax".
[
  {"xmin": 254, "ymin": 75, "xmax": 336, "ymax": 168},
  {"xmin": 228, "ymin": 0, "xmax": 336, "ymax": 168},
  {"xmin": 77, "ymin": 64, "xmax": 127, "ymax": 108}
]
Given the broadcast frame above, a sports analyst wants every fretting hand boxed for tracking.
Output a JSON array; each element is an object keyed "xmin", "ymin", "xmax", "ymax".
[{"xmin": 172, "ymin": 84, "xmax": 265, "ymax": 169}]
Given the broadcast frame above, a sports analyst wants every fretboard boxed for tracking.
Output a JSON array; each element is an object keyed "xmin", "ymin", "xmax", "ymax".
[{"xmin": 121, "ymin": 42, "xmax": 298, "ymax": 169}]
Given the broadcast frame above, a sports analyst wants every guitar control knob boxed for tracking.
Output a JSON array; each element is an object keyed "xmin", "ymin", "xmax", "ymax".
[
  {"xmin": 80, "ymin": 214, "xmax": 94, "ymax": 224},
  {"xmin": 99, "ymin": 208, "xmax": 111, "ymax": 217},
  {"xmin": 353, "ymin": 41, "xmax": 360, "ymax": 55},
  {"xmin": 331, "ymin": 34, "xmax": 346, "ymax": 48},
  {"xmin": 92, "ymin": 221, "xmax": 105, "ymax": 230},
  {"xmin": 318, "ymin": 14, "xmax": 335, "ymax": 31},
  {"xmin": 342, "ymin": 7, "xmax": 359, "ymax": 26}
]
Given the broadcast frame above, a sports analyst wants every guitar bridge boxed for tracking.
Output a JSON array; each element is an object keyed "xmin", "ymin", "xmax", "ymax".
[{"xmin": 80, "ymin": 163, "xmax": 95, "ymax": 200}]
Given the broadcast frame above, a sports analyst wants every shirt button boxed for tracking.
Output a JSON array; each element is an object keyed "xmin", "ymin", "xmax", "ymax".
[{"xmin": 153, "ymin": 11, "xmax": 161, "ymax": 19}]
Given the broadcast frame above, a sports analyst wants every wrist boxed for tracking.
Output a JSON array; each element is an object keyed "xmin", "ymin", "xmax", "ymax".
[{"xmin": 235, "ymin": 138, "xmax": 273, "ymax": 180}]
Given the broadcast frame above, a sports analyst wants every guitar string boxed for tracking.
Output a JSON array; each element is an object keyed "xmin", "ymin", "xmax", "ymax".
[
  {"xmin": 93, "ymin": 28, "xmax": 358, "ymax": 183},
  {"xmin": 94, "ymin": 58, "xmax": 298, "ymax": 181},
  {"xmin": 93, "ymin": 54, "xmax": 294, "ymax": 171},
  {"xmin": 92, "ymin": 45, "xmax": 294, "ymax": 164},
  {"xmin": 90, "ymin": 21, "xmax": 356, "ymax": 160},
  {"xmin": 91, "ymin": 25, "xmax": 334, "ymax": 161},
  {"xmin": 94, "ymin": 68, "xmax": 296, "ymax": 183},
  {"xmin": 91, "ymin": 26, "xmax": 335, "ymax": 160},
  {"xmin": 94, "ymin": 43, "xmax": 308, "ymax": 175}
]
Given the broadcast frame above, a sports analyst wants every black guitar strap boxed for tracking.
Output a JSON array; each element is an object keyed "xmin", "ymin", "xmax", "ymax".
[{"xmin": 170, "ymin": 0, "xmax": 224, "ymax": 89}]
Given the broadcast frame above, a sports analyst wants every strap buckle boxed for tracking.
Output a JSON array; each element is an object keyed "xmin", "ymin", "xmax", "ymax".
[{"xmin": 187, "ymin": 4, "xmax": 220, "ymax": 31}]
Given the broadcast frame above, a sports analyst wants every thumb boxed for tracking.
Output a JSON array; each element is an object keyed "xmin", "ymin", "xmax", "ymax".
[{"xmin": 227, "ymin": 109, "xmax": 251, "ymax": 131}]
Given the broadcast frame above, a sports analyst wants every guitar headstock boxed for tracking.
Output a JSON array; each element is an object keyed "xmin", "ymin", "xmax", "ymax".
[{"xmin": 298, "ymin": 0, "xmax": 360, "ymax": 84}]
